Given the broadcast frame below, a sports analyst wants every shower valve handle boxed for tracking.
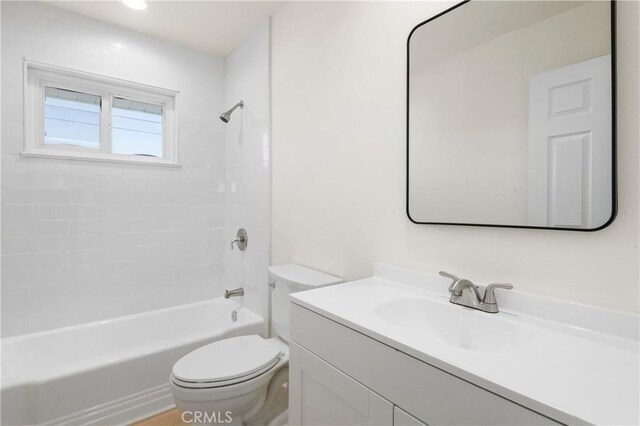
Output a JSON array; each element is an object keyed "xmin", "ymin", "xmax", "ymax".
[{"xmin": 231, "ymin": 228, "xmax": 248, "ymax": 251}]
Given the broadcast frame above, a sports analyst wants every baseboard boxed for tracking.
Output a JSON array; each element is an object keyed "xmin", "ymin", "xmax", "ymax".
[{"xmin": 43, "ymin": 383, "xmax": 175, "ymax": 425}]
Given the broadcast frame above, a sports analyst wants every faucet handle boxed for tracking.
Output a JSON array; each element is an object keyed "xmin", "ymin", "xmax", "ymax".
[
  {"xmin": 439, "ymin": 271, "xmax": 459, "ymax": 291},
  {"xmin": 482, "ymin": 283, "xmax": 513, "ymax": 305},
  {"xmin": 230, "ymin": 237, "xmax": 241, "ymax": 250},
  {"xmin": 230, "ymin": 228, "xmax": 248, "ymax": 251}
]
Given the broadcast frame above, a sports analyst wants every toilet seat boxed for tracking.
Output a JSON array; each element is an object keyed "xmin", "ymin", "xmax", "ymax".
[
  {"xmin": 172, "ymin": 357, "xmax": 281, "ymax": 389},
  {"xmin": 171, "ymin": 335, "xmax": 282, "ymax": 389}
]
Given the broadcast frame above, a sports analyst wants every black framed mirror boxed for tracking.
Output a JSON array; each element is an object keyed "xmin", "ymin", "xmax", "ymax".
[{"xmin": 407, "ymin": 1, "xmax": 616, "ymax": 231}]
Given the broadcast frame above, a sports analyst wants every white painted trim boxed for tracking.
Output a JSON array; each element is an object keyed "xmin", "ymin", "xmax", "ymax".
[
  {"xmin": 20, "ymin": 149, "xmax": 182, "ymax": 168},
  {"xmin": 23, "ymin": 59, "xmax": 180, "ymax": 166},
  {"xmin": 43, "ymin": 383, "xmax": 174, "ymax": 426},
  {"xmin": 25, "ymin": 59, "xmax": 179, "ymax": 97}
]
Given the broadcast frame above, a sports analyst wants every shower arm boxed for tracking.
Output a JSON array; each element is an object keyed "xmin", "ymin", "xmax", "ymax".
[{"xmin": 228, "ymin": 101, "xmax": 244, "ymax": 114}]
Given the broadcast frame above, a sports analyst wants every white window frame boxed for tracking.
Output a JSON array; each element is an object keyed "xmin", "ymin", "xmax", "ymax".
[{"xmin": 23, "ymin": 61, "xmax": 180, "ymax": 167}]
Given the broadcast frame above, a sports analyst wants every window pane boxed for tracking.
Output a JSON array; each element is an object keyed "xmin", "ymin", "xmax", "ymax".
[
  {"xmin": 44, "ymin": 87, "xmax": 101, "ymax": 149},
  {"xmin": 111, "ymin": 97, "xmax": 163, "ymax": 157}
]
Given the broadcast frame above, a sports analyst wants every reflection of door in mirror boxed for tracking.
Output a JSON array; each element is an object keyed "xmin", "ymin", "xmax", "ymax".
[{"xmin": 528, "ymin": 55, "xmax": 612, "ymax": 229}]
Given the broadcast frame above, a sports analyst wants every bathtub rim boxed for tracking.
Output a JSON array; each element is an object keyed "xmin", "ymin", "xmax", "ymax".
[
  {"xmin": 2, "ymin": 297, "xmax": 245, "ymax": 343},
  {"xmin": 1, "ymin": 297, "xmax": 264, "ymax": 388}
]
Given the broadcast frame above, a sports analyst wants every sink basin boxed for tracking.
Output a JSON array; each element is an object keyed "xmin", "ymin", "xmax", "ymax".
[{"xmin": 375, "ymin": 297, "xmax": 533, "ymax": 352}]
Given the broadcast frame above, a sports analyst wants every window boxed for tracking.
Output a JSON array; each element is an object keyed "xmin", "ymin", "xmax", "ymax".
[
  {"xmin": 112, "ymin": 97, "xmax": 163, "ymax": 157},
  {"xmin": 24, "ymin": 62, "xmax": 178, "ymax": 166},
  {"xmin": 44, "ymin": 87, "xmax": 102, "ymax": 149}
]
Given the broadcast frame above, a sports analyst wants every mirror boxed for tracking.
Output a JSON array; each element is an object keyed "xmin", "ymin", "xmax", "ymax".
[{"xmin": 407, "ymin": 1, "xmax": 615, "ymax": 230}]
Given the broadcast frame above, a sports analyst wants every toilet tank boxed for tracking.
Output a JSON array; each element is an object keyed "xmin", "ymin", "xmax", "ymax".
[{"xmin": 269, "ymin": 264, "xmax": 342, "ymax": 342}]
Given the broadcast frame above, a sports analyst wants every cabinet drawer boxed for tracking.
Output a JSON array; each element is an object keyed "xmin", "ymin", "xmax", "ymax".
[{"xmin": 291, "ymin": 304, "xmax": 559, "ymax": 426}]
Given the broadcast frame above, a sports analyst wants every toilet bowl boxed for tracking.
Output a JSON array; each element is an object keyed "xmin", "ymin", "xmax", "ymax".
[
  {"xmin": 170, "ymin": 264, "xmax": 342, "ymax": 425},
  {"xmin": 170, "ymin": 336, "xmax": 289, "ymax": 425}
]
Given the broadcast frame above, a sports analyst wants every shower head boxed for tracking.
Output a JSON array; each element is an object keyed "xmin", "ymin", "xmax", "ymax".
[{"xmin": 220, "ymin": 100, "xmax": 244, "ymax": 123}]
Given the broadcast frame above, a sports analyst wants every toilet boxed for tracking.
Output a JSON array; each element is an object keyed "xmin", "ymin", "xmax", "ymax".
[{"xmin": 169, "ymin": 264, "xmax": 342, "ymax": 425}]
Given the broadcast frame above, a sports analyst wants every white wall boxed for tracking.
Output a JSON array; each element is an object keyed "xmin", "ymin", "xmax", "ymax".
[
  {"xmin": 1, "ymin": 2, "xmax": 227, "ymax": 336},
  {"xmin": 223, "ymin": 20, "xmax": 271, "ymax": 331},
  {"xmin": 271, "ymin": 1, "xmax": 639, "ymax": 312},
  {"xmin": 0, "ymin": 0, "xmax": 3, "ymax": 339}
]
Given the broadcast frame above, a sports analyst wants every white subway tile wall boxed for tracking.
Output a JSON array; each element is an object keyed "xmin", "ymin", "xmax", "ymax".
[
  {"xmin": 223, "ymin": 21, "xmax": 271, "ymax": 330},
  {"xmin": 1, "ymin": 2, "xmax": 227, "ymax": 336}
]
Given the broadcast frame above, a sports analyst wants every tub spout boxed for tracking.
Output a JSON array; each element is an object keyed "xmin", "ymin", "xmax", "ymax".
[{"xmin": 224, "ymin": 288, "xmax": 244, "ymax": 299}]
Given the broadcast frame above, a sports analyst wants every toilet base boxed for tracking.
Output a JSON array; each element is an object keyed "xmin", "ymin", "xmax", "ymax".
[
  {"xmin": 245, "ymin": 366, "xmax": 289, "ymax": 426},
  {"xmin": 173, "ymin": 385, "xmax": 267, "ymax": 425}
]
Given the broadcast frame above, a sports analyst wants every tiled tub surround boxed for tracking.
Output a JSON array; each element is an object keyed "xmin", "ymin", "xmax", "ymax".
[
  {"xmin": 291, "ymin": 264, "xmax": 640, "ymax": 425},
  {"xmin": 1, "ymin": 298, "xmax": 263, "ymax": 425},
  {"xmin": 223, "ymin": 20, "xmax": 271, "ymax": 332},
  {"xmin": 1, "ymin": 2, "xmax": 227, "ymax": 336}
]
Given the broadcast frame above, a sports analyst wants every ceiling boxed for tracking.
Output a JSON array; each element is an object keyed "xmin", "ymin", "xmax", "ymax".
[{"xmin": 46, "ymin": 0, "xmax": 283, "ymax": 57}]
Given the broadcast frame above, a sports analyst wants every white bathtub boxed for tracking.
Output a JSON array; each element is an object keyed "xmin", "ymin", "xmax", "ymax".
[{"xmin": 1, "ymin": 298, "xmax": 263, "ymax": 425}]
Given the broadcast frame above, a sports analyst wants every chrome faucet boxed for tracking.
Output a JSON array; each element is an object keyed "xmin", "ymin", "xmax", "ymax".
[
  {"xmin": 439, "ymin": 271, "xmax": 513, "ymax": 313},
  {"xmin": 224, "ymin": 287, "xmax": 244, "ymax": 299}
]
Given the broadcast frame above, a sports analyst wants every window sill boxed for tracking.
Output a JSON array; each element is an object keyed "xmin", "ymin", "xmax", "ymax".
[{"xmin": 20, "ymin": 149, "xmax": 182, "ymax": 168}]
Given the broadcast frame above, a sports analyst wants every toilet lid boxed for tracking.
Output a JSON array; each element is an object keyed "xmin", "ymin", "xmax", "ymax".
[{"xmin": 172, "ymin": 335, "xmax": 282, "ymax": 385}]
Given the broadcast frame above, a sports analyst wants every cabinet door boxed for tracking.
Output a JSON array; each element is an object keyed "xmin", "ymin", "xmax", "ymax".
[
  {"xmin": 289, "ymin": 342, "xmax": 393, "ymax": 426},
  {"xmin": 394, "ymin": 407, "xmax": 427, "ymax": 426}
]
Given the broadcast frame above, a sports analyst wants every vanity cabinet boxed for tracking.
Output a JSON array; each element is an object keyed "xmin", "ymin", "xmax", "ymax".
[
  {"xmin": 289, "ymin": 303, "xmax": 559, "ymax": 426},
  {"xmin": 289, "ymin": 343, "xmax": 393, "ymax": 425},
  {"xmin": 288, "ymin": 347, "xmax": 427, "ymax": 426},
  {"xmin": 394, "ymin": 407, "xmax": 426, "ymax": 426}
]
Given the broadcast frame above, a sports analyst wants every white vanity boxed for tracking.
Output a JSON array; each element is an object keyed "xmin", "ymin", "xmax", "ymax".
[{"xmin": 288, "ymin": 264, "xmax": 639, "ymax": 425}]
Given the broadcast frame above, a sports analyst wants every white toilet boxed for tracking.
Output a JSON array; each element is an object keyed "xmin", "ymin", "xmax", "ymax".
[{"xmin": 170, "ymin": 264, "xmax": 342, "ymax": 425}]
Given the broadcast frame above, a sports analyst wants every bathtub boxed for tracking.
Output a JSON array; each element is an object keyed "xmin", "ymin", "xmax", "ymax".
[{"xmin": 1, "ymin": 298, "xmax": 263, "ymax": 425}]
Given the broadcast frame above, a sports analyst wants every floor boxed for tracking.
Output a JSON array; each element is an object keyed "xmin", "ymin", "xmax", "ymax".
[{"xmin": 132, "ymin": 409, "xmax": 189, "ymax": 426}]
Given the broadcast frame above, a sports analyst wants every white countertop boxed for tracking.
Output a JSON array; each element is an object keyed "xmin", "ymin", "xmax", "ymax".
[{"xmin": 290, "ymin": 264, "xmax": 640, "ymax": 425}]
